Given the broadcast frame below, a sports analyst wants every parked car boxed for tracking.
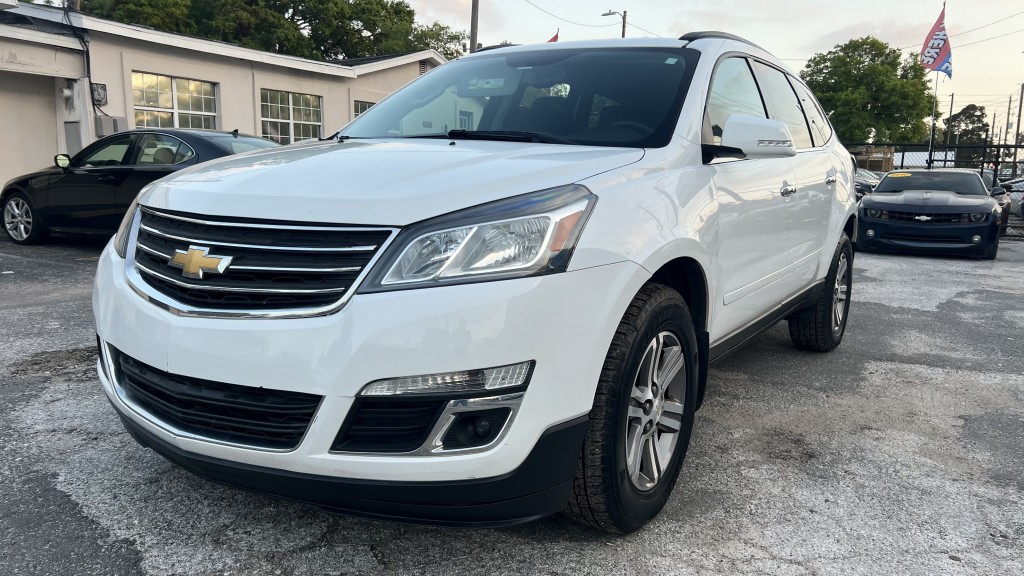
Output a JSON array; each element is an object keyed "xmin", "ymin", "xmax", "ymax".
[
  {"xmin": 93, "ymin": 34, "xmax": 858, "ymax": 533},
  {"xmin": 855, "ymin": 168, "xmax": 880, "ymax": 199},
  {"xmin": 1, "ymin": 129, "xmax": 278, "ymax": 244},
  {"xmin": 858, "ymin": 169, "xmax": 1004, "ymax": 259},
  {"xmin": 1002, "ymin": 177, "xmax": 1024, "ymax": 216}
]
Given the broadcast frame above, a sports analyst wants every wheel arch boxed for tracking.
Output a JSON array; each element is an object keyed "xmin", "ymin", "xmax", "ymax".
[
  {"xmin": 844, "ymin": 213, "xmax": 857, "ymax": 244},
  {"xmin": 647, "ymin": 256, "xmax": 711, "ymax": 410}
]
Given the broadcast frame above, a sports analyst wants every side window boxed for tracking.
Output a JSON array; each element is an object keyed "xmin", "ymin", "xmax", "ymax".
[
  {"xmin": 135, "ymin": 133, "xmax": 196, "ymax": 165},
  {"xmin": 704, "ymin": 57, "xmax": 766, "ymax": 145},
  {"xmin": 749, "ymin": 61, "xmax": 813, "ymax": 149},
  {"xmin": 74, "ymin": 134, "xmax": 134, "ymax": 168},
  {"xmin": 793, "ymin": 81, "xmax": 832, "ymax": 146}
]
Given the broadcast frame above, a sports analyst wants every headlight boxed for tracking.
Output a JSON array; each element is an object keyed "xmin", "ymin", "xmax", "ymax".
[
  {"xmin": 113, "ymin": 194, "xmax": 143, "ymax": 258},
  {"xmin": 360, "ymin": 185, "xmax": 596, "ymax": 292},
  {"xmin": 969, "ymin": 212, "xmax": 986, "ymax": 223},
  {"xmin": 866, "ymin": 208, "xmax": 882, "ymax": 218}
]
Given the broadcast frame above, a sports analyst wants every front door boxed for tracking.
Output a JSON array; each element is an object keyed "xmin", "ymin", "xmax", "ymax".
[
  {"xmin": 47, "ymin": 133, "xmax": 136, "ymax": 232},
  {"xmin": 705, "ymin": 56, "xmax": 807, "ymax": 339}
]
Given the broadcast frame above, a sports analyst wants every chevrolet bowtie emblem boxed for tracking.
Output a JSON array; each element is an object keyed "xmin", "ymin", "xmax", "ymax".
[
  {"xmin": 914, "ymin": 215, "xmax": 933, "ymax": 222},
  {"xmin": 168, "ymin": 245, "xmax": 233, "ymax": 279}
]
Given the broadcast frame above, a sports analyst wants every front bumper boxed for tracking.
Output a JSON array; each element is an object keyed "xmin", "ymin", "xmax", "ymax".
[
  {"xmin": 117, "ymin": 409, "xmax": 588, "ymax": 526},
  {"xmin": 94, "ymin": 241, "xmax": 647, "ymax": 521},
  {"xmin": 857, "ymin": 217, "xmax": 998, "ymax": 256}
]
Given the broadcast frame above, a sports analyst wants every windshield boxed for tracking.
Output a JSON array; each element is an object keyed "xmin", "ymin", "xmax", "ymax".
[
  {"xmin": 856, "ymin": 169, "xmax": 878, "ymax": 181},
  {"xmin": 874, "ymin": 171, "xmax": 989, "ymax": 196},
  {"xmin": 342, "ymin": 46, "xmax": 698, "ymax": 148}
]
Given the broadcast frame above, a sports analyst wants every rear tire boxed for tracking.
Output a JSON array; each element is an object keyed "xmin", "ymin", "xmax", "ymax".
[
  {"xmin": 565, "ymin": 283, "xmax": 698, "ymax": 533},
  {"xmin": 2, "ymin": 192, "xmax": 47, "ymax": 245},
  {"xmin": 789, "ymin": 233, "xmax": 853, "ymax": 352}
]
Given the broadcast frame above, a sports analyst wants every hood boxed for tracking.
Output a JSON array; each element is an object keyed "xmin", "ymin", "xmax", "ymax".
[
  {"xmin": 863, "ymin": 190, "xmax": 996, "ymax": 212},
  {"xmin": 140, "ymin": 139, "xmax": 645, "ymax": 225}
]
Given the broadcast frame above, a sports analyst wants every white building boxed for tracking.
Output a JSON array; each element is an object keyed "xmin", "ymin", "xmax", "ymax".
[{"xmin": 0, "ymin": 1, "xmax": 445, "ymax": 186}]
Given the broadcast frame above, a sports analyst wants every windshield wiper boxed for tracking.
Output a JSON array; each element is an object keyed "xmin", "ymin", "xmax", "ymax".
[
  {"xmin": 445, "ymin": 129, "xmax": 575, "ymax": 145},
  {"xmin": 318, "ymin": 132, "xmax": 370, "ymax": 142}
]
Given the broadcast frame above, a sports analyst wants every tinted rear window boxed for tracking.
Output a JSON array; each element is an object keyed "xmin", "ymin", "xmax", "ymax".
[
  {"xmin": 874, "ymin": 171, "xmax": 988, "ymax": 196},
  {"xmin": 211, "ymin": 136, "xmax": 281, "ymax": 154}
]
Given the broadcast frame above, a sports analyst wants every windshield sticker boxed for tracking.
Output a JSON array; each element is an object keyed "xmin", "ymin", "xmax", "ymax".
[{"xmin": 888, "ymin": 172, "xmax": 912, "ymax": 177}]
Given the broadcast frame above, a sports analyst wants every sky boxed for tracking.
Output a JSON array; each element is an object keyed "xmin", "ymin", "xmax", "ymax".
[{"xmin": 406, "ymin": 0, "xmax": 1024, "ymax": 140}]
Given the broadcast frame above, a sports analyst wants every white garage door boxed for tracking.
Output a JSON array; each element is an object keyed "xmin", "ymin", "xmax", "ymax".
[{"xmin": 0, "ymin": 71, "xmax": 58, "ymax": 187}]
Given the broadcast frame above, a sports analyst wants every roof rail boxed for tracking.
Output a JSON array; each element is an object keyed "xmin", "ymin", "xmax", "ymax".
[
  {"xmin": 475, "ymin": 44, "xmax": 518, "ymax": 53},
  {"xmin": 679, "ymin": 31, "xmax": 764, "ymax": 51}
]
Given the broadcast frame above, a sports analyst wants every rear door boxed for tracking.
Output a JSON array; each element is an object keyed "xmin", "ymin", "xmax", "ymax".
[
  {"xmin": 116, "ymin": 133, "xmax": 199, "ymax": 215},
  {"xmin": 46, "ymin": 133, "xmax": 136, "ymax": 232},
  {"xmin": 705, "ymin": 57, "xmax": 801, "ymax": 338}
]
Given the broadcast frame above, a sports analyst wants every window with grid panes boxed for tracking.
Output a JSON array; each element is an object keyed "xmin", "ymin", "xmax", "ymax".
[
  {"xmin": 132, "ymin": 72, "xmax": 217, "ymax": 129},
  {"xmin": 354, "ymin": 100, "xmax": 375, "ymax": 117},
  {"xmin": 260, "ymin": 89, "xmax": 322, "ymax": 144}
]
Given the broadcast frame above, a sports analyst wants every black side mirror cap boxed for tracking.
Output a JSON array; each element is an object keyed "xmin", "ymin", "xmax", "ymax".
[{"xmin": 991, "ymin": 187, "xmax": 1007, "ymax": 196}]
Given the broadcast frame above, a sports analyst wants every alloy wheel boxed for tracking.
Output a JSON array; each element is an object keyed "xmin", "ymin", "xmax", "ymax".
[
  {"xmin": 832, "ymin": 252, "xmax": 849, "ymax": 334},
  {"xmin": 624, "ymin": 331, "xmax": 685, "ymax": 492},
  {"xmin": 4, "ymin": 198, "xmax": 32, "ymax": 242}
]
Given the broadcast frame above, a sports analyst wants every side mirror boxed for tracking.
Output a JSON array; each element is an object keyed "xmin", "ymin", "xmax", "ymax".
[
  {"xmin": 54, "ymin": 154, "xmax": 71, "ymax": 170},
  {"xmin": 719, "ymin": 115, "xmax": 797, "ymax": 159},
  {"xmin": 991, "ymin": 187, "xmax": 1007, "ymax": 196}
]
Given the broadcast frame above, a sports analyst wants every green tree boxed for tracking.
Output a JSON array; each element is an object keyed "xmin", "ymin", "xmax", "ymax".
[
  {"xmin": 79, "ymin": 0, "xmax": 195, "ymax": 34},
  {"xmin": 801, "ymin": 37, "xmax": 934, "ymax": 143},
  {"xmin": 942, "ymin": 104, "xmax": 991, "ymax": 165},
  {"xmin": 943, "ymin": 104, "xmax": 989, "ymax": 143},
  {"xmin": 410, "ymin": 22, "xmax": 467, "ymax": 61},
  {"xmin": 76, "ymin": 0, "xmax": 464, "ymax": 61}
]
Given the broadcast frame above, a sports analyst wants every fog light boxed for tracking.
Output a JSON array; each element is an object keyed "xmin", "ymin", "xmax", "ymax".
[
  {"xmin": 441, "ymin": 408, "xmax": 511, "ymax": 450},
  {"xmin": 971, "ymin": 235, "xmax": 982, "ymax": 243},
  {"xmin": 866, "ymin": 229, "xmax": 875, "ymax": 238},
  {"xmin": 360, "ymin": 361, "xmax": 534, "ymax": 396}
]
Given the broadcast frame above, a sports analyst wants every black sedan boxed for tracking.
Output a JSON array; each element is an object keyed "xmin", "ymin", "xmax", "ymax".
[
  {"xmin": 2, "ymin": 129, "xmax": 278, "ymax": 244},
  {"xmin": 857, "ymin": 169, "xmax": 1004, "ymax": 259}
]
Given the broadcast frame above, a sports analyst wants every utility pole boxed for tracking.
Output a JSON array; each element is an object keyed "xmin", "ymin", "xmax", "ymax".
[
  {"xmin": 1006, "ymin": 95, "xmax": 1014, "ymax": 146},
  {"xmin": 1014, "ymin": 83, "xmax": 1023, "ymax": 178},
  {"xmin": 621, "ymin": 10, "xmax": 627, "ymax": 38},
  {"xmin": 945, "ymin": 93, "xmax": 954, "ymax": 146},
  {"xmin": 469, "ymin": 0, "xmax": 479, "ymax": 53}
]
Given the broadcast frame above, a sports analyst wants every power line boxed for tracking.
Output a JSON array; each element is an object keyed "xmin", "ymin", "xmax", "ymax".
[
  {"xmin": 519, "ymin": 0, "xmax": 618, "ymax": 28},
  {"xmin": 899, "ymin": 9, "xmax": 1024, "ymax": 49},
  {"xmin": 626, "ymin": 22, "xmax": 660, "ymax": 37},
  {"xmin": 956, "ymin": 27, "xmax": 1024, "ymax": 48}
]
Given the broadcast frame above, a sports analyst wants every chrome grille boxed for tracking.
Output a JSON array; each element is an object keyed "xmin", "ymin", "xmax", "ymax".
[{"xmin": 132, "ymin": 207, "xmax": 394, "ymax": 312}]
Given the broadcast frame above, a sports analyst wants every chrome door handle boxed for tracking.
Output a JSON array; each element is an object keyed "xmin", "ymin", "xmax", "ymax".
[
  {"xmin": 780, "ymin": 184, "xmax": 797, "ymax": 197},
  {"xmin": 825, "ymin": 175, "xmax": 837, "ymax": 185}
]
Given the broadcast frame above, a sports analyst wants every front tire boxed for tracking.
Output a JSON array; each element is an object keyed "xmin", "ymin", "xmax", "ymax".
[
  {"xmin": 789, "ymin": 232, "xmax": 853, "ymax": 352},
  {"xmin": 565, "ymin": 283, "xmax": 698, "ymax": 533},
  {"xmin": 983, "ymin": 236, "xmax": 999, "ymax": 260},
  {"xmin": 2, "ymin": 192, "xmax": 46, "ymax": 245}
]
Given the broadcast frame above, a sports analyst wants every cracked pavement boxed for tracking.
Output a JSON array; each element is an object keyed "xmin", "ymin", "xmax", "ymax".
[{"xmin": 2, "ymin": 234, "xmax": 1023, "ymax": 575}]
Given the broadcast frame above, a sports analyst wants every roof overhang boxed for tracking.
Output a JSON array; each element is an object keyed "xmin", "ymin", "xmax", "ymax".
[
  {"xmin": 0, "ymin": 22, "xmax": 82, "ymax": 51},
  {"xmin": 9, "ymin": 3, "xmax": 445, "ymax": 79}
]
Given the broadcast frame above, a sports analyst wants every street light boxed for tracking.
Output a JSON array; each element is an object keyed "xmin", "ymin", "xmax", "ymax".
[{"xmin": 602, "ymin": 10, "xmax": 627, "ymax": 38}]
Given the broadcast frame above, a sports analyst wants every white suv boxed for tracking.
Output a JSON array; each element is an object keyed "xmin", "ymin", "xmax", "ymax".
[{"xmin": 93, "ymin": 33, "xmax": 857, "ymax": 533}]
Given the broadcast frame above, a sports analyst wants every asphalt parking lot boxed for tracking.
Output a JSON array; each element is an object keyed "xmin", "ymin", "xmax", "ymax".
[{"xmin": 2, "ymin": 233, "xmax": 1023, "ymax": 576}]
